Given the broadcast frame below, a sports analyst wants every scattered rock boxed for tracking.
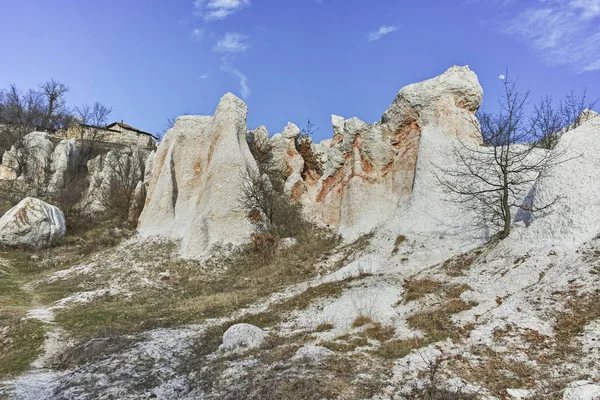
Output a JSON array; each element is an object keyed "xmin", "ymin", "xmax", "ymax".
[
  {"xmin": 0, "ymin": 197, "xmax": 66, "ymax": 248},
  {"xmin": 278, "ymin": 237, "xmax": 297, "ymax": 250},
  {"xmin": 292, "ymin": 345, "xmax": 334, "ymax": 364},
  {"xmin": 219, "ymin": 323, "xmax": 267, "ymax": 352},
  {"xmin": 506, "ymin": 388, "xmax": 532, "ymax": 399}
]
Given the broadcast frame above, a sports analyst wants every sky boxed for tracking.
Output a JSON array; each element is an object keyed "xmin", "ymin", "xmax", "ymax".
[{"xmin": 0, "ymin": 0, "xmax": 599, "ymax": 142}]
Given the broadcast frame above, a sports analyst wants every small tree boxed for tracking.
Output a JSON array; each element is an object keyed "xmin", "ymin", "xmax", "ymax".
[
  {"xmin": 296, "ymin": 119, "xmax": 323, "ymax": 177},
  {"xmin": 73, "ymin": 101, "xmax": 112, "ymax": 170},
  {"xmin": 437, "ymin": 74, "xmax": 574, "ymax": 240}
]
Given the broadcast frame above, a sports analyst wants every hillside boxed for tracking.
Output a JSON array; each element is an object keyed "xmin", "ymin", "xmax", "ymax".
[{"xmin": 1, "ymin": 66, "xmax": 600, "ymax": 400}]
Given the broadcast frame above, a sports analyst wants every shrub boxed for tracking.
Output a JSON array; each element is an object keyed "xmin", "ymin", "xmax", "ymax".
[{"xmin": 250, "ymin": 232, "xmax": 279, "ymax": 262}]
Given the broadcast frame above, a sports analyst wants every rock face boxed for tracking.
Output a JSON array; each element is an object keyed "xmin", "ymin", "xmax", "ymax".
[
  {"xmin": 528, "ymin": 111, "xmax": 600, "ymax": 245},
  {"xmin": 270, "ymin": 122, "xmax": 306, "ymax": 201},
  {"xmin": 305, "ymin": 65, "xmax": 483, "ymax": 237},
  {"xmin": 79, "ymin": 148, "xmax": 146, "ymax": 215},
  {"xmin": 0, "ymin": 132, "xmax": 54, "ymax": 186},
  {"xmin": 138, "ymin": 93, "xmax": 258, "ymax": 258},
  {"xmin": 48, "ymin": 138, "xmax": 79, "ymax": 193},
  {"xmin": 0, "ymin": 197, "xmax": 66, "ymax": 248},
  {"xmin": 136, "ymin": 66, "xmax": 485, "ymax": 252}
]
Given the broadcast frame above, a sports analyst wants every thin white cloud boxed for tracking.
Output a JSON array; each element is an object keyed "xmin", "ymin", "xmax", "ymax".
[
  {"xmin": 193, "ymin": 0, "xmax": 250, "ymax": 22},
  {"xmin": 213, "ymin": 32, "xmax": 249, "ymax": 53},
  {"xmin": 367, "ymin": 25, "xmax": 400, "ymax": 41},
  {"xmin": 191, "ymin": 28, "xmax": 204, "ymax": 42},
  {"xmin": 501, "ymin": 0, "xmax": 600, "ymax": 72},
  {"xmin": 198, "ymin": 73, "xmax": 210, "ymax": 79},
  {"xmin": 221, "ymin": 63, "xmax": 250, "ymax": 99}
]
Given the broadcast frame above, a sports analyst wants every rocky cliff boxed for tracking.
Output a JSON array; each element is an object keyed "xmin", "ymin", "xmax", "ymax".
[{"xmin": 139, "ymin": 66, "xmax": 484, "ymax": 256}]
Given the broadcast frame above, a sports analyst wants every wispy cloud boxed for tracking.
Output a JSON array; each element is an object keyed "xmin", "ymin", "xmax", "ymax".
[
  {"xmin": 500, "ymin": 0, "xmax": 600, "ymax": 72},
  {"xmin": 198, "ymin": 73, "xmax": 210, "ymax": 79},
  {"xmin": 193, "ymin": 0, "xmax": 250, "ymax": 22},
  {"xmin": 191, "ymin": 28, "xmax": 204, "ymax": 42},
  {"xmin": 213, "ymin": 32, "xmax": 249, "ymax": 53},
  {"xmin": 221, "ymin": 63, "xmax": 250, "ymax": 99},
  {"xmin": 367, "ymin": 25, "xmax": 400, "ymax": 41}
]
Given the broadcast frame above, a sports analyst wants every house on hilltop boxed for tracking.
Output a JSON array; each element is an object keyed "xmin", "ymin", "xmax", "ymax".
[{"xmin": 55, "ymin": 120, "xmax": 158, "ymax": 149}]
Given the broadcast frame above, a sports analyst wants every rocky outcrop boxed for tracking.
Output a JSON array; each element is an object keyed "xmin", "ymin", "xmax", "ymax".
[
  {"xmin": 0, "ymin": 132, "xmax": 54, "ymax": 186},
  {"xmin": 138, "ymin": 93, "xmax": 258, "ymax": 258},
  {"xmin": 270, "ymin": 122, "xmax": 306, "ymax": 201},
  {"xmin": 79, "ymin": 148, "xmax": 146, "ymax": 216},
  {"xmin": 527, "ymin": 111, "xmax": 600, "ymax": 244},
  {"xmin": 0, "ymin": 197, "xmax": 66, "ymax": 248},
  {"xmin": 305, "ymin": 65, "xmax": 483, "ymax": 237},
  {"xmin": 48, "ymin": 138, "xmax": 79, "ymax": 193},
  {"xmin": 135, "ymin": 66, "xmax": 485, "ymax": 252}
]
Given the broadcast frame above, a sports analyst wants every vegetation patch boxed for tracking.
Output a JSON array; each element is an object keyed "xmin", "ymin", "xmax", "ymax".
[
  {"xmin": 352, "ymin": 314, "xmax": 374, "ymax": 328},
  {"xmin": 441, "ymin": 251, "xmax": 479, "ymax": 277},
  {"xmin": 402, "ymin": 278, "xmax": 442, "ymax": 303},
  {"xmin": 55, "ymin": 229, "xmax": 341, "ymax": 340},
  {"xmin": 54, "ymin": 329, "xmax": 141, "ymax": 370},
  {"xmin": 407, "ymin": 299, "xmax": 473, "ymax": 342},
  {"xmin": 392, "ymin": 235, "xmax": 407, "ymax": 255},
  {"xmin": 313, "ymin": 323, "xmax": 334, "ymax": 332},
  {"xmin": 0, "ymin": 310, "xmax": 46, "ymax": 379},
  {"xmin": 553, "ymin": 289, "xmax": 600, "ymax": 354}
]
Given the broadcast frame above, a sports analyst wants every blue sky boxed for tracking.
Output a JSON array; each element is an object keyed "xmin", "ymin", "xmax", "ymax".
[{"xmin": 0, "ymin": 0, "xmax": 598, "ymax": 142}]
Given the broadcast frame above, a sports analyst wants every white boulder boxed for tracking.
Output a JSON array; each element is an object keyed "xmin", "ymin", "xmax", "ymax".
[
  {"xmin": 292, "ymin": 345, "xmax": 334, "ymax": 364},
  {"xmin": 563, "ymin": 381, "xmax": 600, "ymax": 400},
  {"xmin": 219, "ymin": 323, "xmax": 267, "ymax": 352},
  {"xmin": 0, "ymin": 197, "xmax": 66, "ymax": 248}
]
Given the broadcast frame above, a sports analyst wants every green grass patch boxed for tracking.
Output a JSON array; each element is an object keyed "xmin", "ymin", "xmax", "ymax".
[{"xmin": 0, "ymin": 310, "xmax": 46, "ymax": 379}]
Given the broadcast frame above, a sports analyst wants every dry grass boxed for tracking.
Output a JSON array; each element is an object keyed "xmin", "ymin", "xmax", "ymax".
[
  {"xmin": 55, "ymin": 228, "xmax": 341, "ymax": 341},
  {"xmin": 407, "ymin": 299, "xmax": 473, "ymax": 342},
  {"xmin": 455, "ymin": 347, "xmax": 537, "ymax": 397},
  {"xmin": 553, "ymin": 289, "xmax": 600, "ymax": 349},
  {"xmin": 402, "ymin": 278, "xmax": 442, "ymax": 303},
  {"xmin": 372, "ymin": 337, "xmax": 425, "ymax": 360},
  {"xmin": 364, "ymin": 322, "xmax": 395, "ymax": 342},
  {"xmin": 441, "ymin": 251, "xmax": 479, "ymax": 277},
  {"xmin": 334, "ymin": 231, "xmax": 375, "ymax": 270},
  {"xmin": 313, "ymin": 323, "xmax": 334, "ymax": 332},
  {"xmin": 352, "ymin": 314, "xmax": 374, "ymax": 328}
]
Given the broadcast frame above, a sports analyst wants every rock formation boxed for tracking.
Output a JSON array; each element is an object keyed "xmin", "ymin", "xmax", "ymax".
[
  {"xmin": 79, "ymin": 148, "xmax": 146, "ymax": 216},
  {"xmin": 138, "ymin": 93, "xmax": 258, "ymax": 258},
  {"xmin": 527, "ymin": 110, "xmax": 600, "ymax": 244},
  {"xmin": 0, "ymin": 197, "xmax": 66, "ymax": 248},
  {"xmin": 270, "ymin": 122, "xmax": 306, "ymax": 201},
  {"xmin": 0, "ymin": 132, "xmax": 54, "ymax": 187},
  {"xmin": 137, "ymin": 66, "xmax": 485, "ymax": 255},
  {"xmin": 302, "ymin": 65, "xmax": 482, "ymax": 238},
  {"xmin": 48, "ymin": 138, "xmax": 79, "ymax": 193}
]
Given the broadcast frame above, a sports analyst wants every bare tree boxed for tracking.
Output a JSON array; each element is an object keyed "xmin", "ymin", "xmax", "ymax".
[
  {"xmin": 437, "ymin": 74, "xmax": 572, "ymax": 240},
  {"xmin": 73, "ymin": 101, "xmax": 112, "ymax": 169},
  {"xmin": 531, "ymin": 90, "xmax": 597, "ymax": 149},
  {"xmin": 39, "ymin": 79, "xmax": 70, "ymax": 131},
  {"xmin": 239, "ymin": 130, "xmax": 304, "ymax": 239}
]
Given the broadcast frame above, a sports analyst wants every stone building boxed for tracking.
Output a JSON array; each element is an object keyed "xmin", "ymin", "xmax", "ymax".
[{"xmin": 56, "ymin": 120, "xmax": 157, "ymax": 149}]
